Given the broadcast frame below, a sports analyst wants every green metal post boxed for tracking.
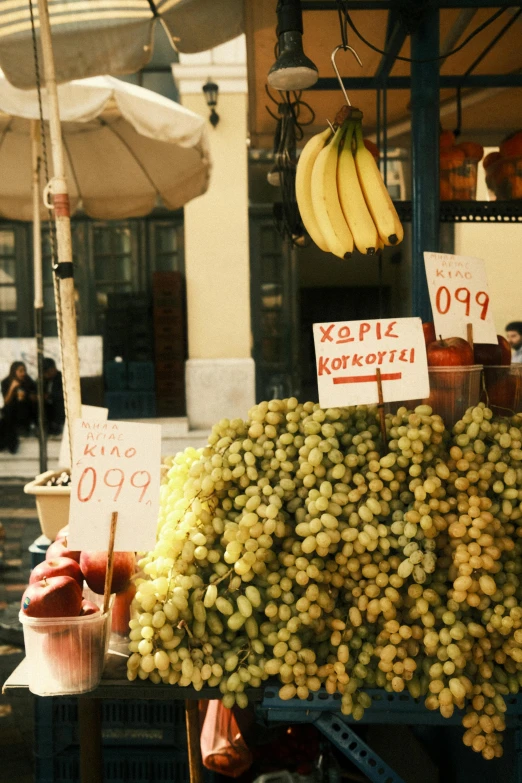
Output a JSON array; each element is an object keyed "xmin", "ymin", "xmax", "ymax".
[{"xmin": 411, "ymin": 6, "xmax": 440, "ymax": 321}]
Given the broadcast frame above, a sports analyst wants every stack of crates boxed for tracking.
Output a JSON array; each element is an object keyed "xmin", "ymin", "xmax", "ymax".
[
  {"xmin": 34, "ymin": 698, "xmax": 192, "ymax": 783},
  {"xmin": 104, "ymin": 293, "xmax": 155, "ymax": 364},
  {"xmin": 152, "ymin": 271, "xmax": 187, "ymax": 416},
  {"xmin": 104, "ymin": 360, "xmax": 156, "ymax": 419}
]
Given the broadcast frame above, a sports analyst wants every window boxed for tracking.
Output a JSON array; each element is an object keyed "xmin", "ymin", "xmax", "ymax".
[
  {"xmin": 250, "ymin": 212, "xmax": 299, "ymax": 401},
  {"xmin": 148, "ymin": 221, "xmax": 184, "ymax": 274},
  {"xmin": 0, "ymin": 212, "xmax": 184, "ymax": 341},
  {"xmin": 0, "ymin": 230, "xmax": 17, "ymax": 336},
  {"xmin": 92, "ymin": 222, "xmax": 137, "ymax": 332}
]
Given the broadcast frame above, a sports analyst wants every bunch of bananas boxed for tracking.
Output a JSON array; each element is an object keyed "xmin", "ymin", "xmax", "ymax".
[{"xmin": 296, "ymin": 113, "xmax": 404, "ymax": 258}]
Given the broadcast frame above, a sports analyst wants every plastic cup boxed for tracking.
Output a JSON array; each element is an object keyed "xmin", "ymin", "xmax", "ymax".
[
  {"xmin": 19, "ymin": 607, "xmax": 111, "ymax": 696},
  {"xmin": 423, "ymin": 365, "xmax": 482, "ymax": 428},
  {"xmin": 385, "ymin": 366, "xmax": 482, "ymax": 429},
  {"xmin": 482, "ymin": 364, "xmax": 522, "ymax": 415}
]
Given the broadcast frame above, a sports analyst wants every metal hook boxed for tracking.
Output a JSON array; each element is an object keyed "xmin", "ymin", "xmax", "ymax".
[{"xmin": 331, "ymin": 44, "xmax": 363, "ymax": 107}]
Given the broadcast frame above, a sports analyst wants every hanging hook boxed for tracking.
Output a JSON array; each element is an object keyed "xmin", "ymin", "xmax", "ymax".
[{"xmin": 331, "ymin": 44, "xmax": 363, "ymax": 107}]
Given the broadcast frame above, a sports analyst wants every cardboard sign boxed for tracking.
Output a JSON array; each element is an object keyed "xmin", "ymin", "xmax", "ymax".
[
  {"xmin": 59, "ymin": 405, "xmax": 108, "ymax": 468},
  {"xmin": 313, "ymin": 317, "xmax": 430, "ymax": 408},
  {"xmin": 68, "ymin": 419, "xmax": 161, "ymax": 552},
  {"xmin": 424, "ymin": 252, "xmax": 497, "ymax": 344}
]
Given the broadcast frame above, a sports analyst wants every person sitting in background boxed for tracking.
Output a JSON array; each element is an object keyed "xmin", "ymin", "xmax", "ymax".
[
  {"xmin": 506, "ymin": 322, "xmax": 522, "ymax": 363},
  {"xmin": 42, "ymin": 357, "xmax": 65, "ymax": 435},
  {"xmin": 0, "ymin": 361, "xmax": 37, "ymax": 453}
]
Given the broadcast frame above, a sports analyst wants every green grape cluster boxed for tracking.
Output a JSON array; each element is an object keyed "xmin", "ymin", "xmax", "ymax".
[{"xmin": 127, "ymin": 400, "xmax": 522, "ymax": 761}]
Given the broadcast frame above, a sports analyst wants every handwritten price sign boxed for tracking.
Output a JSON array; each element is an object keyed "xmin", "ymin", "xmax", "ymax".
[
  {"xmin": 68, "ymin": 419, "xmax": 161, "ymax": 552},
  {"xmin": 424, "ymin": 252, "xmax": 497, "ymax": 344},
  {"xmin": 313, "ymin": 317, "xmax": 429, "ymax": 408}
]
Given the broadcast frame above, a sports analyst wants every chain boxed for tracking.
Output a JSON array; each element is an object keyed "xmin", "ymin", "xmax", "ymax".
[{"xmin": 29, "ymin": 0, "xmax": 73, "ymax": 465}]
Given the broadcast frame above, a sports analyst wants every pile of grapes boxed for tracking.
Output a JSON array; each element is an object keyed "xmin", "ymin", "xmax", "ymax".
[{"xmin": 127, "ymin": 399, "xmax": 522, "ymax": 760}]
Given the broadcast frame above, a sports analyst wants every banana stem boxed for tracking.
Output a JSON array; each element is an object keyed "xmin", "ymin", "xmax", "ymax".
[
  {"xmin": 331, "ymin": 124, "xmax": 346, "ymax": 151},
  {"xmin": 354, "ymin": 120, "xmax": 365, "ymax": 151},
  {"xmin": 344, "ymin": 120, "xmax": 356, "ymax": 152}
]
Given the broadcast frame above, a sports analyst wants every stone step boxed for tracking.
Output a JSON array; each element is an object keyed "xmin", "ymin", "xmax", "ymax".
[{"xmin": 0, "ymin": 419, "xmax": 210, "ymax": 479}]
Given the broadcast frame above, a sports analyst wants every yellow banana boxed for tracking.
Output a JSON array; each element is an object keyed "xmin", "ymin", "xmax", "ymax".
[
  {"xmin": 311, "ymin": 125, "xmax": 354, "ymax": 260},
  {"xmin": 295, "ymin": 128, "xmax": 331, "ymax": 252},
  {"xmin": 354, "ymin": 120, "xmax": 404, "ymax": 247},
  {"xmin": 337, "ymin": 121, "xmax": 378, "ymax": 255}
]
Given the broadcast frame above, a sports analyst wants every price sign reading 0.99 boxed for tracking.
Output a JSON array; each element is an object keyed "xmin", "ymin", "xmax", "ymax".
[
  {"xmin": 424, "ymin": 252, "xmax": 498, "ymax": 345},
  {"xmin": 68, "ymin": 419, "xmax": 161, "ymax": 552}
]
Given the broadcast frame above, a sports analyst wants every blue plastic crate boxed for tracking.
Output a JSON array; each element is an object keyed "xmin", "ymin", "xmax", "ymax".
[
  {"xmin": 35, "ymin": 697, "xmax": 188, "ymax": 754},
  {"xmin": 104, "ymin": 361, "xmax": 128, "ymax": 391},
  {"xmin": 34, "ymin": 696, "xmax": 187, "ymax": 758},
  {"xmin": 127, "ymin": 362, "xmax": 155, "ymax": 391},
  {"xmin": 105, "ymin": 391, "xmax": 156, "ymax": 419},
  {"xmin": 35, "ymin": 747, "xmax": 190, "ymax": 783},
  {"xmin": 29, "ymin": 535, "xmax": 52, "ymax": 568}
]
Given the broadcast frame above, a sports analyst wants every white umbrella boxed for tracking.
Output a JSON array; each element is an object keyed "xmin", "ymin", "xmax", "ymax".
[
  {"xmin": 0, "ymin": 0, "xmax": 244, "ymax": 89},
  {"xmin": 0, "ymin": 0, "xmax": 224, "ymax": 452},
  {"xmin": 0, "ymin": 68, "xmax": 210, "ymax": 465},
  {"xmin": 0, "ymin": 72, "xmax": 210, "ymax": 221}
]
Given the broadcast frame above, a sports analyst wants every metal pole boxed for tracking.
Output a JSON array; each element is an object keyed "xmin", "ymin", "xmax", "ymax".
[
  {"xmin": 31, "ymin": 121, "xmax": 47, "ymax": 474},
  {"xmin": 36, "ymin": 0, "xmax": 81, "ymax": 447},
  {"xmin": 410, "ymin": 7, "xmax": 440, "ymax": 321}
]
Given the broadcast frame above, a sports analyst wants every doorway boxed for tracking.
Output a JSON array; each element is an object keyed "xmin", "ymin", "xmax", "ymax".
[{"xmin": 299, "ymin": 285, "xmax": 392, "ymax": 402}]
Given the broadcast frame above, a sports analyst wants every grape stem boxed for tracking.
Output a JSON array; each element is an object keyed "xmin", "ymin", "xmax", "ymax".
[{"xmin": 177, "ymin": 619, "xmax": 194, "ymax": 640}]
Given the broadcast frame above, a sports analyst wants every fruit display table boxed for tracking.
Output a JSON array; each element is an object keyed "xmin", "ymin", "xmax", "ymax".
[{"xmin": 5, "ymin": 658, "xmax": 522, "ymax": 783}]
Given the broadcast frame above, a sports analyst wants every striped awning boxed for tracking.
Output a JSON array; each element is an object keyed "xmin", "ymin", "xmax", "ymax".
[{"xmin": 0, "ymin": 0, "xmax": 244, "ymax": 89}]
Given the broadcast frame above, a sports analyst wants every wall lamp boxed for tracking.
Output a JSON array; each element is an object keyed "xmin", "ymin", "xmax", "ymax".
[
  {"xmin": 267, "ymin": 0, "xmax": 318, "ymax": 91},
  {"xmin": 202, "ymin": 78, "xmax": 219, "ymax": 127}
]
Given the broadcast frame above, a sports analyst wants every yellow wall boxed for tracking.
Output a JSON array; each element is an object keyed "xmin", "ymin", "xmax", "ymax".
[
  {"xmin": 182, "ymin": 92, "xmax": 251, "ymax": 359},
  {"xmin": 455, "ymin": 152, "xmax": 522, "ymax": 335}
]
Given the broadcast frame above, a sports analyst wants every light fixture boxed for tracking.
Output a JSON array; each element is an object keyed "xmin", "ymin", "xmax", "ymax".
[
  {"xmin": 202, "ymin": 78, "xmax": 219, "ymax": 127},
  {"xmin": 267, "ymin": 0, "xmax": 318, "ymax": 91}
]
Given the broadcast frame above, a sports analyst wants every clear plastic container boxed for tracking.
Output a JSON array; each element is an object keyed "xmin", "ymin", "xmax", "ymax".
[
  {"xmin": 19, "ymin": 606, "xmax": 111, "ymax": 696},
  {"xmin": 385, "ymin": 365, "xmax": 482, "ymax": 428},
  {"xmin": 482, "ymin": 365, "xmax": 522, "ymax": 415}
]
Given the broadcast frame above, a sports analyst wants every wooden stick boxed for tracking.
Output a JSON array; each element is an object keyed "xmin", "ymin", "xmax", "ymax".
[
  {"xmin": 185, "ymin": 699, "xmax": 204, "ymax": 783},
  {"xmin": 103, "ymin": 511, "xmax": 118, "ymax": 615},
  {"xmin": 376, "ymin": 368, "xmax": 387, "ymax": 450},
  {"xmin": 467, "ymin": 323, "xmax": 474, "ymax": 350}
]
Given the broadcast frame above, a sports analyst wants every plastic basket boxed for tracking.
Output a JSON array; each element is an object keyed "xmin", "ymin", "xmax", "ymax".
[
  {"xmin": 482, "ymin": 364, "xmax": 522, "ymax": 415},
  {"xmin": 35, "ymin": 747, "xmax": 190, "ymax": 783},
  {"xmin": 440, "ymin": 159, "xmax": 478, "ymax": 201},
  {"xmin": 35, "ymin": 697, "xmax": 187, "ymax": 753},
  {"xmin": 24, "ymin": 471, "xmax": 71, "ymax": 541},
  {"xmin": 486, "ymin": 156, "xmax": 522, "ymax": 200},
  {"xmin": 104, "ymin": 361, "xmax": 128, "ymax": 391},
  {"xmin": 20, "ymin": 607, "xmax": 111, "ymax": 696},
  {"xmin": 127, "ymin": 361, "xmax": 155, "ymax": 391},
  {"xmin": 105, "ymin": 391, "xmax": 156, "ymax": 419}
]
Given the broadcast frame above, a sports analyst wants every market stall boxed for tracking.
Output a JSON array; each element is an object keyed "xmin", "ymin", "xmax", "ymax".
[{"xmin": 3, "ymin": 2, "xmax": 522, "ymax": 783}]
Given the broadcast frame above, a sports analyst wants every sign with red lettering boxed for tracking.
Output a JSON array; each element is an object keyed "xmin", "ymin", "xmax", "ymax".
[
  {"xmin": 424, "ymin": 252, "xmax": 497, "ymax": 344},
  {"xmin": 313, "ymin": 317, "xmax": 429, "ymax": 408},
  {"xmin": 68, "ymin": 419, "xmax": 161, "ymax": 552}
]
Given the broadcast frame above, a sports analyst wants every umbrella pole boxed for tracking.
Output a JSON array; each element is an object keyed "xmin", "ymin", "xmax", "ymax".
[
  {"xmin": 31, "ymin": 121, "xmax": 47, "ymax": 475},
  {"xmin": 36, "ymin": 0, "xmax": 81, "ymax": 445}
]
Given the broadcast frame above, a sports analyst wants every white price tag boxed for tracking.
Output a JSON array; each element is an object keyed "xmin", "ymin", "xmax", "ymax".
[
  {"xmin": 68, "ymin": 419, "xmax": 161, "ymax": 552},
  {"xmin": 424, "ymin": 251, "xmax": 497, "ymax": 344},
  {"xmin": 313, "ymin": 317, "xmax": 429, "ymax": 408}
]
